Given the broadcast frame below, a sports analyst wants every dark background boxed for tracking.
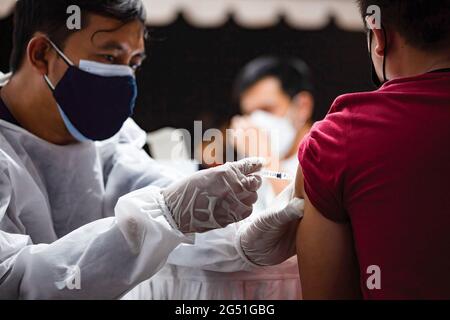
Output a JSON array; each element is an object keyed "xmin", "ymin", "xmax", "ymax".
[{"xmin": 0, "ymin": 13, "xmax": 373, "ymax": 135}]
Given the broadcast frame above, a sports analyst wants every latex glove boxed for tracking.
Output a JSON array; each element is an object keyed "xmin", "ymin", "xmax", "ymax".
[
  {"xmin": 162, "ymin": 158, "xmax": 264, "ymax": 234},
  {"xmin": 237, "ymin": 186, "xmax": 304, "ymax": 266}
]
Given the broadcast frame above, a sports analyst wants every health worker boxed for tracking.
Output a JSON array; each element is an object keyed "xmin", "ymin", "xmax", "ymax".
[{"xmin": 0, "ymin": 0, "xmax": 265, "ymax": 299}]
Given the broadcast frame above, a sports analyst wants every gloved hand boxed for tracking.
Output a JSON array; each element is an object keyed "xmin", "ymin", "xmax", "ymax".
[
  {"xmin": 236, "ymin": 185, "xmax": 304, "ymax": 266},
  {"xmin": 162, "ymin": 158, "xmax": 264, "ymax": 234}
]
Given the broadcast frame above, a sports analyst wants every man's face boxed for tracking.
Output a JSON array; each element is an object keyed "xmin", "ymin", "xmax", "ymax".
[
  {"xmin": 47, "ymin": 13, "xmax": 146, "ymax": 89},
  {"xmin": 240, "ymin": 77, "xmax": 292, "ymax": 117},
  {"xmin": 24, "ymin": 13, "xmax": 147, "ymax": 144}
]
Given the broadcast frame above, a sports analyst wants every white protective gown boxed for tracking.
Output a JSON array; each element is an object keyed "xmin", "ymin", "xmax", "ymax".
[
  {"xmin": 0, "ymin": 71, "xmax": 190, "ymax": 299},
  {"xmin": 124, "ymin": 155, "xmax": 301, "ymax": 300},
  {"xmin": 0, "ymin": 69, "xmax": 301, "ymax": 300}
]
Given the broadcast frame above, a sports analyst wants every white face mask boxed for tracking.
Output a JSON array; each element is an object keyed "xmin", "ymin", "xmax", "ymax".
[{"xmin": 249, "ymin": 110, "xmax": 297, "ymax": 158}]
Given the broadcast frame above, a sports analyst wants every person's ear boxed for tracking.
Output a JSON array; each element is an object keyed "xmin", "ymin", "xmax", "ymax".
[
  {"xmin": 292, "ymin": 91, "xmax": 314, "ymax": 129},
  {"xmin": 372, "ymin": 28, "xmax": 386, "ymax": 58},
  {"xmin": 27, "ymin": 36, "xmax": 52, "ymax": 75}
]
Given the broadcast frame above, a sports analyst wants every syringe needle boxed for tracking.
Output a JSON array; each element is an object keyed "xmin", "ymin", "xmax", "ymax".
[{"xmin": 259, "ymin": 170, "xmax": 294, "ymax": 181}]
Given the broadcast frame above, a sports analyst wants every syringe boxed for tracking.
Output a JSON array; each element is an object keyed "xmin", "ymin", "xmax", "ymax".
[{"xmin": 259, "ymin": 170, "xmax": 294, "ymax": 181}]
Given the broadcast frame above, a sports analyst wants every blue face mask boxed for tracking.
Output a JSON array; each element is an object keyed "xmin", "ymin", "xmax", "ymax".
[{"xmin": 44, "ymin": 39, "xmax": 138, "ymax": 142}]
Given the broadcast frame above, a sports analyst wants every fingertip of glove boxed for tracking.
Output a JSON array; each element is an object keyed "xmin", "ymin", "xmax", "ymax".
[
  {"xmin": 238, "ymin": 157, "xmax": 266, "ymax": 174},
  {"xmin": 245, "ymin": 174, "xmax": 263, "ymax": 191}
]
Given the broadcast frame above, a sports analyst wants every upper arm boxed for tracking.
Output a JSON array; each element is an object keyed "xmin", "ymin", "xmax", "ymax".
[
  {"xmin": 294, "ymin": 102, "xmax": 361, "ymax": 298},
  {"xmin": 295, "ymin": 166, "xmax": 361, "ymax": 299}
]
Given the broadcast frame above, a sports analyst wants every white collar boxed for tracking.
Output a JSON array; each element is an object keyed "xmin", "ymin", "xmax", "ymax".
[{"xmin": 0, "ymin": 72, "xmax": 12, "ymax": 87}]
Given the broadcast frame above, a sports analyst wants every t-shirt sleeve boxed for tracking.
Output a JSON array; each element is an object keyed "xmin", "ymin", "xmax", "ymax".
[{"xmin": 298, "ymin": 100, "xmax": 350, "ymax": 223}]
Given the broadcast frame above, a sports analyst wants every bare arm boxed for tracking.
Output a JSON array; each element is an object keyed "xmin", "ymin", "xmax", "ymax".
[{"xmin": 294, "ymin": 166, "xmax": 362, "ymax": 299}]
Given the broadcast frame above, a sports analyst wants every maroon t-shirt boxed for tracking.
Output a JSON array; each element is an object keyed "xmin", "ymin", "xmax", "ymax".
[{"xmin": 298, "ymin": 71, "xmax": 450, "ymax": 299}]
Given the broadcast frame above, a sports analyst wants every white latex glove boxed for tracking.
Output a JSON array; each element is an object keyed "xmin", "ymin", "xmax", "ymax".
[
  {"xmin": 236, "ymin": 185, "xmax": 304, "ymax": 266},
  {"xmin": 162, "ymin": 158, "xmax": 264, "ymax": 234}
]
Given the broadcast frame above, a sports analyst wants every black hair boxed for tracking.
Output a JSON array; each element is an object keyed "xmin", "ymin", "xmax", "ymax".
[
  {"xmin": 10, "ymin": 0, "xmax": 147, "ymax": 72},
  {"xmin": 357, "ymin": 0, "xmax": 450, "ymax": 51},
  {"xmin": 232, "ymin": 56, "xmax": 313, "ymax": 105}
]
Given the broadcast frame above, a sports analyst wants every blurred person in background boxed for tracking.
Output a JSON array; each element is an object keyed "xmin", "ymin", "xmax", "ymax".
[
  {"xmin": 231, "ymin": 57, "xmax": 314, "ymax": 210},
  {"xmin": 0, "ymin": 0, "xmax": 265, "ymax": 299}
]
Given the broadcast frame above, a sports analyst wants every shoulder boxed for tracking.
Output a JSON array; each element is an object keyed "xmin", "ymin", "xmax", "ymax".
[
  {"xmin": 329, "ymin": 91, "xmax": 380, "ymax": 116},
  {"xmin": 115, "ymin": 118, "xmax": 147, "ymax": 148},
  {"xmin": 0, "ymin": 138, "xmax": 16, "ymax": 189},
  {"xmin": 302, "ymin": 90, "xmax": 380, "ymax": 150}
]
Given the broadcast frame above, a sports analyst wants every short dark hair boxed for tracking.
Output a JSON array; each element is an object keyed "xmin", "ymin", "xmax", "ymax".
[
  {"xmin": 357, "ymin": 0, "xmax": 450, "ymax": 51},
  {"xmin": 10, "ymin": 0, "xmax": 147, "ymax": 72},
  {"xmin": 232, "ymin": 56, "xmax": 313, "ymax": 105}
]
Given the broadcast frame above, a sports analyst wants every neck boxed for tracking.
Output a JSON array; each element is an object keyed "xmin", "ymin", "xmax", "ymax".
[
  {"xmin": 388, "ymin": 45, "xmax": 450, "ymax": 79},
  {"xmin": 0, "ymin": 70, "xmax": 75, "ymax": 145}
]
